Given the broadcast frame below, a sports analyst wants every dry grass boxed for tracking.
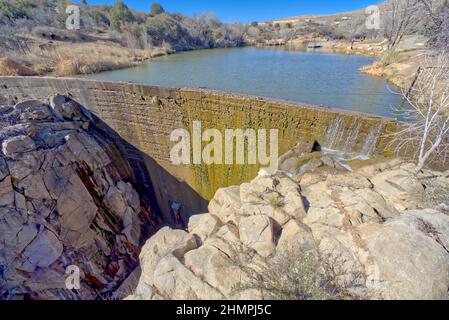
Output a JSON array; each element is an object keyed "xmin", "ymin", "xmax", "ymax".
[
  {"xmin": 2, "ymin": 34, "xmax": 170, "ymax": 76},
  {"xmin": 0, "ymin": 57, "xmax": 39, "ymax": 76},
  {"xmin": 421, "ymin": 175, "xmax": 449, "ymax": 208},
  {"xmin": 55, "ymin": 54, "xmax": 133, "ymax": 76},
  {"xmin": 361, "ymin": 48, "xmax": 427, "ymax": 89},
  {"xmin": 53, "ymin": 42, "xmax": 152, "ymax": 76}
]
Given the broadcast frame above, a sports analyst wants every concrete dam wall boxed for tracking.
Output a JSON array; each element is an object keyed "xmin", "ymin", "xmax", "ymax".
[{"xmin": 0, "ymin": 76, "xmax": 397, "ymax": 222}]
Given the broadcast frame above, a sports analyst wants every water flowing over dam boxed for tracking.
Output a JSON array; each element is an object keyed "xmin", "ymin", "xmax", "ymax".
[{"xmin": 0, "ymin": 76, "xmax": 397, "ymax": 223}]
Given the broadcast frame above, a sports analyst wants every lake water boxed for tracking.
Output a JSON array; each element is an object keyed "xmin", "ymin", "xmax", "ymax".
[{"xmin": 87, "ymin": 47, "xmax": 402, "ymax": 118}]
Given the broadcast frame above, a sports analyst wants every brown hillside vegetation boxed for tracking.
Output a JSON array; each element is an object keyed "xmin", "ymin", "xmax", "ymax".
[{"xmin": 0, "ymin": 57, "xmax": 38, "ymax": 76}]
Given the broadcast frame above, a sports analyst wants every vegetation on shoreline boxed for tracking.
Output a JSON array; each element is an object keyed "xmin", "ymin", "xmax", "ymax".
[
  {"xmin": 0, "ymin": 0, "xmax": 245, "ymax": 76},
  {"xmin": 0, "ymin": 0, "xmax": 446, "ymax": 79}
]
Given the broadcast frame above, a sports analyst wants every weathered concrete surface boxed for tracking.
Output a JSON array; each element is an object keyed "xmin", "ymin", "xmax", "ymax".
[{"xmin": 0, "ymin": 77, "xmax": 397, "ymax": 222}]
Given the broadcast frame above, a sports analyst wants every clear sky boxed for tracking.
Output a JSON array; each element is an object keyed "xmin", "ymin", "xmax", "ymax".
[{"xmin": 82, "ymin": 0, "xmax": 381, "ymax": 23}]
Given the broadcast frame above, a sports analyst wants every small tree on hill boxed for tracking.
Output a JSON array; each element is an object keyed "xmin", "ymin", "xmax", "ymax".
[
  {"xmin": 383, "ymin": 0, "xmax": 422, "ymax": 50},
  {"xmin": 420, "ymin": 0, "xmax": 449, "ymax": 51},
  {"xmin": 150, "ymin": 3, "xmax": 165, "ymax": 16},
  {"xmin": 110, "ymin": 1, "xmax": 135, "ymax": 32}
]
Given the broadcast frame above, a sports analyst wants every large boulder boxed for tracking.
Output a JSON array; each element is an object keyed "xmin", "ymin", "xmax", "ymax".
[
  {"xmin": 153, "ymin": 255, "xmax": 223, "ymax": 300},
  {"xmin": 184, "ymin": 238, "xmax": 244, "ymax": 297},
  {"xmin": 371, "ymin": 169, "xmax": 425, "ymax": 211},
  {"xmin": 239, "ymin": 215, "xmax": 275, "ymax": 258},
  {"xmin": 188, "ymin": 213, "xmax": 222, "ymax": 242},
  {"xmin": 57, "ymin": 172, "xmax": 98, "ymax": 236},
  {"xmin": 139, "ymin": 227, "xmax": 198, "ymax": 283},
  {"xmin": 277, "ymin": 220, "xmax": 316, "ymax": 254},
  {"xmin": 208, "ymin": 186, "xmax": 241, "ymax": 223},
  {"xmin": 23, "ymin": 230, "xmax": 63, "ymax": 269},
  {"xmin": 359, "ymin": 209, "xmax": 449, "ymax": 300}
]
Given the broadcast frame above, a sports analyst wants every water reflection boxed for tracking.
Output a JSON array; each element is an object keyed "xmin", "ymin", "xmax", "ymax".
[{"xmin": 87, "ymin": 47, "xmax": 403, "ymax": 118}]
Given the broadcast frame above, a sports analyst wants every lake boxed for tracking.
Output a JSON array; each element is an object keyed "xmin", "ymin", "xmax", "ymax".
[{"xmin": 87, "ymin": 47, "xmax": 402, "ymax": 118}]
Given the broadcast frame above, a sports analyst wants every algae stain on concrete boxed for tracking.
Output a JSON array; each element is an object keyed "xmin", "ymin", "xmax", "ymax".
[{"xmin": 0, "ymin": 77, "xmax": 398, "ymax": 220}]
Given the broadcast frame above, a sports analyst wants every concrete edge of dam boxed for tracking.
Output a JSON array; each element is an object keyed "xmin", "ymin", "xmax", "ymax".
[
  {"xmin": 0, "ymin": 75, "xmax": 395, "ymax": 121},
  {"xmin": 0, "ymin": 76, "xmax": 399, "ymax": 222}
]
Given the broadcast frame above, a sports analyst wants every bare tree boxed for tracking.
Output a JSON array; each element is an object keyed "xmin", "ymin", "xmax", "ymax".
[
  {"xmin": 390, "ymin": 52, "xmax": 449, "ymax": 171},
  {"xmin": 419, "ymin": 0, "xmax": 449, "ymax": 51},
  {"xmin": 383, "ymin": 0, "xmax": 422, "ymax": 49}
]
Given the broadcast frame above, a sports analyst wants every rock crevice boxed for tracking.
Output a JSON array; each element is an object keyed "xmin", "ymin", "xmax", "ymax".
[{"xmin": 0, "ymin": 97, "xmax": 159, "ymax": 300}]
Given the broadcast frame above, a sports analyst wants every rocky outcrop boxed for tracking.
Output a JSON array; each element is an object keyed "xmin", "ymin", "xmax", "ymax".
[
  {"xmin": 0, "ymin": 96, "xmax": 157, "ymax": 300},
  {"xmin": 130, "ymin": 159, "xmax": 449, "ymax": 300}
]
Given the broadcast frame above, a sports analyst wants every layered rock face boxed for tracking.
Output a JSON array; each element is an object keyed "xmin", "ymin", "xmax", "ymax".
[
  {"xmin": 130, "ymin": 159, "xmax": 449, "ymax": 300},
  {"xmin": 0, "ymin": 97, "xmax": 155, "ymax": 299}
]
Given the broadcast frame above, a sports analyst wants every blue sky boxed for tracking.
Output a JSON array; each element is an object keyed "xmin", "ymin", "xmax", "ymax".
[{"xmin": 82, "ymin": 0, "xmax": 381, "ymax": 23}]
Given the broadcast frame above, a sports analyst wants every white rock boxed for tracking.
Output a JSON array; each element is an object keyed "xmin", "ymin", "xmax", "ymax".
[
  {"xmin": 208, "ymin": 186, "xmax": 241, "ymax": 223},
  {"xmin": 371, "ymin": 169, "xmax": 425, "ymax": 211},
  {"xmin": 184, "ymin": 239, "xmax": 243, "ymax": 296},
  {"xmin": 360, "ymin": 210, "xmax": 449, "ymax": 300},
  {"xmin": 153, "ymin": 255, "xmax": 223, "ymax": 300},
  {"xmin": 239, "ymin": 215, "xmax": 275, "ymax": 257},
  {"xmin": 139, "ymin": 227, "xmax": 198, "ymax": 280},
  {"xmin": 277, "ymin": 220, "xmax": 316, "ymax": 254},
  {"xmin": 327, "ymin": 173, "xmax": 373, "ymax": 189},
  {"xmin": 188, "ymin": 214, "xmax": 222, "ymax": 242}
]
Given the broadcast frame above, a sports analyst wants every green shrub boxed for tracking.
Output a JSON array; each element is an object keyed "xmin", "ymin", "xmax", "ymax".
[
  {"xmin": 0, "ymin": 1, "xmax": 29, "ymax": 23},
  {"xmin": 109, "ymin": 1, "xmax": 135, "ymax": 32}
]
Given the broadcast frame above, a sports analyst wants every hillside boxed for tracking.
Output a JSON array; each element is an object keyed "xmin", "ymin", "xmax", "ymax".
[{"xmin": 0, "ymin": 1, "xmax": 245, "ymax": 76}]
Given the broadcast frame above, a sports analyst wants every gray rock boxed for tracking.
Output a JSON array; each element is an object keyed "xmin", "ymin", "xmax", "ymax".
[
  {"xmin": 104, "ymin": 185, "xmax": 128, "ymax": 219},
  {"xmin": 57, "ymin": 173, "xmax": 97, "ymax": 234},
  {"xmin": 0, "ymin": 176, "xmax": 14, "ymax": 207},
  {"xmin": 2, "ymin": 135, "xmax": 36, "ymax": 156},
  {"xmin": 0, "ymin": 157, "xmax": 9, "ymax": 181},
  {"xmin": 50, "ymin": 95, "xmax": 86, "ymax": 120},
  {"xmin": 23, "ymin": 229, "xmax": 63, "ymax": 268}
]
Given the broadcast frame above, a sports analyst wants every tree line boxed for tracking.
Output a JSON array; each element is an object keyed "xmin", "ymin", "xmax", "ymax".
[{"xmin": 0, "ymin": 0, "xmax": 246, "ymax": 51}]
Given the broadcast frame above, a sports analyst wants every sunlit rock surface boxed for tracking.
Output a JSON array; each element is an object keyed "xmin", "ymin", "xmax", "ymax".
[{"xmin": 130, "ymin": 160, "xmax": 449, "ymax": 300}]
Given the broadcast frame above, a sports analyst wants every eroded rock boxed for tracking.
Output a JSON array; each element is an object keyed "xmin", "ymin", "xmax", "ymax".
[
  {"xmin": 2, "ymin": 135, "xmax": 36, "ymax": 156},
  {"xmin": 131, "ymin": 162, "xmax": 449, "ymax": 301},
  {"xmin": 0, "ymin": 96, "xmax": 153, "ymax": 300}
]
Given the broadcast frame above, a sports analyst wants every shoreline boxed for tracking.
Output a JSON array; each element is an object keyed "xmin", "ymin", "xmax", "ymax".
[{"xmin": 0, "ymin": 38, "xmax": 422, "ymax": 93}]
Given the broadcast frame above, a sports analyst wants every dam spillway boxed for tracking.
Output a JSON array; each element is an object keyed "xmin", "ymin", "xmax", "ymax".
[{"xmin": 0, "ymin": 76, "xmax": 397, "ymax": 222}]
